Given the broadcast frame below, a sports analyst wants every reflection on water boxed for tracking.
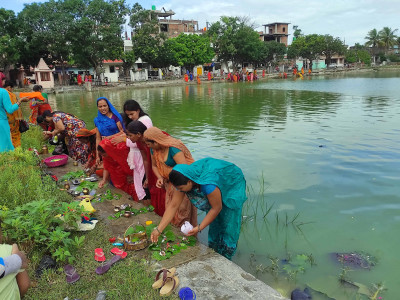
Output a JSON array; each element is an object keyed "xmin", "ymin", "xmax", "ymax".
[{"xmin": 29, "ymin": 72, "xmax": 400, "ymax": 299}]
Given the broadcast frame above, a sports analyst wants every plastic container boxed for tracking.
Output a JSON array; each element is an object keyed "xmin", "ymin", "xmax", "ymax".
[{"xmin": 181, "ymin": 221, "xmax": 193, "ymax": 235}]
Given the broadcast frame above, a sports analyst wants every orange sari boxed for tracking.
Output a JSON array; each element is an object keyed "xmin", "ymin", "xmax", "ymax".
[
  {"xmin": 6, "ymin": 91, "xmax": 23, "ymax": 148},
  {"xmin": 144, "ymin": 127, "xmax": 197, "ymax": 227}
]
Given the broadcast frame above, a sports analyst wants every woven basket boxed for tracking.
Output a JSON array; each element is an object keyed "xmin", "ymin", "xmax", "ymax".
[
  {"xmin": 44, "ymin": 154, "xmax": 69, "ymax": 167},
  {"xmin": 123, "ymin": 223, "xmax": 148, "ymax": 251}
]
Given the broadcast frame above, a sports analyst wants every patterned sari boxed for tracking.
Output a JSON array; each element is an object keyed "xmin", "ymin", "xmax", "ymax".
[
  {"xmin": 6, "ymin": 91, "xmax": 23, "ymax": 148},
  {"xmin": 172, "ymin": 158, "xmax": 247, "ymax": 259},
  {"xmin": 53, "ymin": 112, "xmax": 89, "ymax": 164},
  {"xmin": 144, "ymin": 127, "xmax": 197, "ymax": 227}
]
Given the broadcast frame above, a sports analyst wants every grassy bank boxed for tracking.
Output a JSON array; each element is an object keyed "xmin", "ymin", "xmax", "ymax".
[{"xmin": 0, "ymin": 138, "xmax": 178, "ymax": 299}]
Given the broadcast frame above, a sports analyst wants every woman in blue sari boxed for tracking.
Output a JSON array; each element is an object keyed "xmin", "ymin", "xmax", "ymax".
[
  {"xmin": 150, "ymin": 157, "xmax": 247, "ymax": 259},
  {"xmin": 94, "ymin": 97, "xmax": 139, "ymax": 199}
]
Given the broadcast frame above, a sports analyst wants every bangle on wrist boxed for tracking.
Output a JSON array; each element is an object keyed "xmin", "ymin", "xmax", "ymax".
[
  {"xmin": 198, "ymin": 224, "xmax": 202, "ymax": 233},
  {"xmin": 155, "ymin": 227, "xmax": 161, "ymax": 234}
]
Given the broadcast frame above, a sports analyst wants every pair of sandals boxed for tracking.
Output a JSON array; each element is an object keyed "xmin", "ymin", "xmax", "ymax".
[
  {"xmin": 152, "ymin": 267, "xmax": 180, "ymax": 297},
  {"xmin": 94, "ymin": 248, "xmax": 127, "ymax": 275}
]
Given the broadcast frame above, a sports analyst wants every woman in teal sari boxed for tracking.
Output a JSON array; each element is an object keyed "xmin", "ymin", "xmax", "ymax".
[{"xmin": 150, "ymin": 157, "xmax": 247, "ymax": 259}]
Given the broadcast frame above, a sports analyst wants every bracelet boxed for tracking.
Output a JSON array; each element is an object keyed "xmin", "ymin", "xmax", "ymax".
[
  {"xmin": 155, "ymin": 227, "xmax": 161, "ymax": 234},
  {"xmin": 198, "ymin": 224, "xmax": 202, "ymax": 233}
]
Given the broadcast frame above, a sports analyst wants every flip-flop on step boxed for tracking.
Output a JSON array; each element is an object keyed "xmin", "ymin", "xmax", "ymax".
[
  {"xmin": 94, "ymin": 248, "xmax": 106, "ymax": 262},
  {"xmin": 110, "ymin": 247, "xmax": 127, "ymax": 259},
  {"xmin": 160, "ymin": 275, "xmax": 179, "ymax": 297},
  {"xmin": 64, "ymin": 264, "xmax": 80, "ymax": 284},
  {"xmin": 95, "ymin": 255, "xmax": 122, "ymax": 275},
  {"xmin": 152, "ymin": 267, "xmax": 176, "ymax": 289}
]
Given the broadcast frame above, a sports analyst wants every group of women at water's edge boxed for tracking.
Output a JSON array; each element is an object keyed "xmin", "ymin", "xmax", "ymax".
[{"xmin": 0, "ymin": 85, "xmax": 248, "ymax": 260}]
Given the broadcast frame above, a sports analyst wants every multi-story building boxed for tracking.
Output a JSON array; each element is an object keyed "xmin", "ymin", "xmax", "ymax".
[
  {"xmin": 260, "ymin": 22, "xmax": 290, "ymax": 46},
  {"xmin": 154, "ymin": 7, "xmax": 200, "ymax": 38}
]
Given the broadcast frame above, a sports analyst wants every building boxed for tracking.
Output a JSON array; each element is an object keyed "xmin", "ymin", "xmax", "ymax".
[
  {"xmin": 34, "ymin": 58, "xmax": 55, "ymax": 89},
  {"xmin": 154, "ymin": 7, "xmax": 199, "ymax": 38},
  {"xmin": 260, "ymin": 22, "xmax": 290, "ymax": 47}
]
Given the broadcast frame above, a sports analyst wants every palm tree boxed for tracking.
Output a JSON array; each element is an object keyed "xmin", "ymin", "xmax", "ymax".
[
  {"xmin": 365, "ymin": 29, "xmax": 381, "ymax": 48},
  {"xmin": 365, "ymin": 28, "xmax": 381, "ymax": 64},
  {"xmin": 378, "ymin": 27, "xmax": 398, "ymax": 52}
]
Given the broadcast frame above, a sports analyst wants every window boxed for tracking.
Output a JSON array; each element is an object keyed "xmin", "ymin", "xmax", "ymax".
[
  {"xmin": 160, "ymin": 24, "xmax": 168, "ymax": 32},
  {"xmin": 283, "ymin": 27, "xmax": 285, "ymax": 33},
  {"xmin": 110, "ymin": 66, "xmax": 115, "ymax": 73},
  {"xmin": 40, "ymin": 72, "xmax": 50, "ymax": 81}
]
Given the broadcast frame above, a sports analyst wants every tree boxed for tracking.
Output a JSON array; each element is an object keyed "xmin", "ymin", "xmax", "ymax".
[
  {"xmin": 365, "ymin": 29, "xmax": 381, "ymax": 48},
  {"xmin": 364, "ymin": 28, "xmax": 382, "ymax": 64},
  {"xmin": 121, "ymin": 50, "xmax": 136, "ymax": 78},
  {"xmin": 320, "ymin": 35, "xmax": 346, "ymax": 67},
  {"xmin": 69, "ymin": 0, "xmax": 128, "ymax": 77},
  {"xmin": 287, "ymin": 34, "xmax": 324, "ymax": 69},
  {"xmin": 166, "ymin": 33, "xmax": 214, "ymax": 71},
  {"xmin": 378, "ymin": 27, "xmax": 398, "ymax": 52},
  {"xmin": 292, "ymin": 25, "xmax": 302, "ymax": 40},
  {"xmin": 345, "ymin": 46, "xmax": 371, "ymax": 65},
  {"xmin": 256, "ymin": 41, "xmax": 286, "ymax": 66},
  {"xmin": 207, "ymin": 16, "xmax": 262, "ymax": 71},
  {"xmin": 0, "ymin": 9, "xmax": 21, "ymax": 70},
  {"xmin": 129, "ymin": 3, "xmax": 167, "ymax": 68}
]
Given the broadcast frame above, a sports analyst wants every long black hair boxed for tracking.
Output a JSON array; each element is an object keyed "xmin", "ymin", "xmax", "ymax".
[
  {"xmin": 126, "ymin": 120, "xmax": 147, "ymax": 135},
  {"xmin": 169, "ymin": 170, "xmax": 191, "ymax": 186},
  {"xmin": 122, "ymin": 100, "xmax": 147, "ymax": 126}
]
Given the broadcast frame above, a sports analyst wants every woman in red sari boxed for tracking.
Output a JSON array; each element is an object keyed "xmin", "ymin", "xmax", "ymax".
[{"xmin": 125, "ymin": 120, "xmax": 166, "ymax": 216}]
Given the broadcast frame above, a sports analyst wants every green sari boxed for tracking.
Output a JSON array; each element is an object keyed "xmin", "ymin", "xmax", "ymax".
[{"xmin": 173, "ymin": 158, "xmax": 247, "ymax": 259}]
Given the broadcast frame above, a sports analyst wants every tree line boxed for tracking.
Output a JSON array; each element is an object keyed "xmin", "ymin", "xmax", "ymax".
[
  {"xmin": 1, "ymin": 0, "xmax": 398, "ymax": 79},
  {"xmin": 0, "ymin": 1, "xmax": 286, "ymax": 78}
]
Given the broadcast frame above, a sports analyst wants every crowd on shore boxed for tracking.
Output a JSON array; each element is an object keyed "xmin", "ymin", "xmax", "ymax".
[{"xmin": 0, "ymin": 75, "xmax": 247, "ymax": 297}]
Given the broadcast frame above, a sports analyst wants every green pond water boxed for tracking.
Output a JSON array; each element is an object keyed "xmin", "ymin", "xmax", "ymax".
[{"xmin": 38, "ymin": 71, "xmax": 400, "ymax": 299}]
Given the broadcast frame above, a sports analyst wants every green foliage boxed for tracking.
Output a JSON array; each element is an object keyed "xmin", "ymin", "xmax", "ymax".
[
  {"xmin": 257, "ymin": 41, "xmax": 287, "ymax": 65},
  {"xmin": 365, "ymin": 28, "xmax": 382, "ymax": 48},
  {"xmin": 0, "ymin": 8, "xmax": 21, "ymax": 69},
  {"xmin": 17, "ymin": 0, "xmax": 128, "ymax": 73},
  {"xmin": 21, "ymin": 125, "xmax": 45, "ymax": 151},
  {"xmin": 130, "ymin": 3, "xmax": 168, "ymax": 68},
  {"xmin": 378, "ymin": 27, "xmax": 398, "ymax": 50},
  {"xmin": 208, "ymin": 16, "xmax": 264, "ymax": 70},
  {"xmin": 166, "ymin": 33, "xmax": 215, "ymax": 69},
  {"xmin": 287, "ymin": 34, "xmax": 324, "ymax": 65},
  {"xmin": 0, "ymin": 148, "xmax": 72, "ymax": 210},
  {"xmin": 60, "ymin": 170, "xmax": 86, "ymax": 181},
  {"xmin": 0, "ymin": 199, "xmax": 85, "ymax": 263},
  {"xmin": 387, "ymin": 54, "xmax": 400, "ymax": 62},
  {"xmin": 346, "ymin": 48, "xmax": 371, "ymax": 65},
  {"xmin": 148, "ymin": 224, "xmax": 196, "ymax": 261},
  {"xmin": 288, "ymin": 34, "xmax": 346, "ymax": 68}
]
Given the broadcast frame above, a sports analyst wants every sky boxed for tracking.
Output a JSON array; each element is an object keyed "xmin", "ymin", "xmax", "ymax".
[{"xmin": 2, "ymin": 0, "xmax": 400, "ymax": 46}]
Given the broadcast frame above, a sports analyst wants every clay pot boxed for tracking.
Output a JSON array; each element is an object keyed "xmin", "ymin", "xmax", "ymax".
[
  {"xmin": 123, "ymin": 212, "xmax": 131, "ymax": 218},
  {"xmin": 82, "ymin": 188, "xmax": 90, "ymax": 195},
  {"xmin": 63, "ymin": 183, "xmax": 70, "ymax": 190},
  {"xmin": 114, "ymin": 207, "xmax": 120, "ymax": 212},
  {"xmin": 73, "ymin": 161, "xmax": 78, "ymax": 166}
]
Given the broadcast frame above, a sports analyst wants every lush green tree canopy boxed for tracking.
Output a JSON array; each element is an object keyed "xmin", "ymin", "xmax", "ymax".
[
  {"xmin": 207, "ymin": 16, "xmax": 263, "ymax": 70},
  {"xmin": 166, "ymin": 33, "xmax": 214, "ymax": 69},
  {"xmin": 0, "ymin": 9, "xmax": 20, "ymax": 70}
]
